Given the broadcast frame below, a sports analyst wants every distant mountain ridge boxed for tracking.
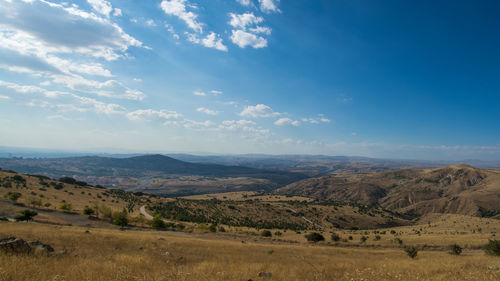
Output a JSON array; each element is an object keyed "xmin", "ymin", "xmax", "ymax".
[
  {"xmin": 278, "ymin": 165, "xmax": 500, "ymax": 218},
  {"xmin": 0, "ymin": 154, "xmax": 307, "ymax": 194}
]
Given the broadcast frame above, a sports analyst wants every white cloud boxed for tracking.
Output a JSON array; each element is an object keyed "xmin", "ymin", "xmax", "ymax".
[
  {"xmin": 230, "ymin": 30, "xmax": 267, "ymax": 48},
  {"xmin": 160, "ymin": 0, "xmax": 203, "ymax": 33},
  {"xmin": 126, "ymin": 109, "xmax": 182, "ymax": 121},
  {"xmin": 274, "ymin": 117, "xmax": 299, "ymax": 126},
  {"xmin": 193, "ymin": 90, "xmax": 206, "ymax": 96},
  {"xmin": 236, "ymin": 0, "xmax": 252, "ymax": 6},
  {"xmin": 229, "ymin": 13, "xmax": 263, "ymax": 29},
  {"xmin": 0, "ymin": 0, "xmax": 145, "ymax": 101},
  {"xmin": 259, "ymin": 0, "xmax": 280, "ymax": 13},
  {"xmin": 0, "ymin": 80, "xmax": 68, "ymax": 98},
  {"xmin": 146, "ymin": 19, "xmax": 157, "ymax": 27},
  {"xmin": 201, "ymin": 32, "xmax": 228, "ymax": 52},
  {"xmin": 165, "ymin": 24, "xmax": 180, "ymax": 40},
  {"xmin": 50, "ymin": 74, "xmax": 145, "ymax": 100},
  {"xmin": 0, "ymin": 1, "xmax": 145, "ymax": 61},
  {"xmin": 228, "ymin": 12, "xmax": 271, "ymax": 49},
  {"xmin": 240, "ymin": 104, "xmax": 280, "ymax": 118},
  {"xmin": 219, "ymin": 119, "xmax": 270, "ymax": 138},
  {"xmin": 0, "ymin": 94, "xmax": 10, "ymax": 100},
  {"xmin": 210, "ymin": 90, "xmax": 222, "ymax": 95},
  {"xmin": 249, "ymin": 26, "xmax": 272, "ymax": 35},
  {"xmin": 186, "ymin": 32, "xmax": 227, "ymax": 51},
  {"xmin": 302, "ymin": 116, "xmax": 331, "ymax": 124},
  {"xmin": 196, "ymin": 107, "xmax": 219, "ymax": 115},
  {"xmin": 302, "ymin": 118, "xmax": 320, "ymax": 124},
  {"xmin": 87, "ymin": 0, "xmax": 113, "ymax": 18},
  {"xmin": 113, "ymin": 8, "xmax": 122, "ymax": 17}
]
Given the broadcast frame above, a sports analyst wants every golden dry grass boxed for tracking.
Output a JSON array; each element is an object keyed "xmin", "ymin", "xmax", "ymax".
[{"xmin": 1, "ymin": 222, "xmax": 500, "ymax": 281}]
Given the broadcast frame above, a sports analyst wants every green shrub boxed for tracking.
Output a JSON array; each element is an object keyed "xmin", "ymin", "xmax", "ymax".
[
  {"xmin": 483, "ymin": 240, "xmax": 500, "ymax": 256},
  {"xmin": 274, "ymin": 231, "xmax": 282, "ymax": 236},
  {"xmin": 83, "ymin": 206, "xmax": 95, "ymax": 217},
  {"xmin": 305, "ymin": 232, "xmax": 325, "ymax": 242},
  {"xmin": 151, "ymin": 215, "xmax": 166, "ymax": 229},
  {"xmin": 360, "ymin": 236, "xmax": 368, "ymax": 243},
  {"xmin": 59, "ymin": 203, "xmax": 72, "ymax": 211},
  {"xmin": 208, "ymin": 223, "xmax": 217, "ymax": 232},
  {"xmin": 261, "ymin": 230, "xmax": 272, "ymax": 237},
  {"xmin": 112, "ymin": 211, "xmax": 128, "ymax": 227},
  {"xmin": 448, "ymin": 244, "xmax": 462, "ymax": 255},
  {"xmin": 405, "ymin": 246, "xmax": 418, "ymax": 259},
  {"xmin": 6, "ymin": 192, "xmax": 21, "ymax": 202},
  {"xmin": 14, "ymin": 210, "xmax": 38, "ymax": 221}
]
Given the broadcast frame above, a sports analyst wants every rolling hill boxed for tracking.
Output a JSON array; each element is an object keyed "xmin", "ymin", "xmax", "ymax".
[
  {"xmin": 0, "ymin": 155, "xmax": 307, "ymax": 196},
  {"xmin": 278, "ymin": 165, "xmax": 500, "ymax": 218}
]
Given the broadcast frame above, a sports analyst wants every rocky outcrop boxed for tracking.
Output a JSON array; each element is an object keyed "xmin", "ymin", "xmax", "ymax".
[{"xmin": 0, "ymin": 237, "xmax": 54, "ymax": 255}]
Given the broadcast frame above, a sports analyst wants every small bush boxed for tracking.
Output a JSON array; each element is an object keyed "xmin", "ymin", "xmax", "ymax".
[
  {"xmin": 448, "ymin": 244, "xmax": 463, "ymax": 255},
  {"xmin": 14, "ymin": 210, "xmax": 38, "ymax": 221},
  {"xmin": 405, "ymin": 246, "xmax": 418, "ymax": 259},
  {"xmin": 112, "ymin": 211, "xmax": 128, "ymax": 227},
  {"xmin": 274, "ymin": 231, "xmax": 282, "ymax": 236},
  {"xmin": 360, "ymin": 236, "xmax": 368, "ymax": 243},
  {"xmin": 305, "ymin": 232, "xmax": 325, "ymax": 242},
  {"xmin": 374, "ymin": 235, "xmax": 381, "ymax": 241},
  {"xmin": 208, "ymin": 224, "xmax": 217, "ymax": 233},
  {"xmin": 6, "ymin": 192, "xmax": 21, "ymax": 202},
  {"xmin": 331, "ymin": 233, "xmax": 341, "ymax": 242},
  {"xmin": 151, "ymin": 215, "xmax": 166, "ymax": 229},
  {"xmin": 59, "ymin": 203, "xmax": 72, "ymax": 211},
  {"xmin": 483, "ymin": 240, "xmax": 500, "ymax": 256},
  {"xmin": 261, "ymin": 230, "xmax": 272, "ymax": 237},
  {"xmin": 83, "ymin": 206, "xmax": 95, "ymax": 217}
]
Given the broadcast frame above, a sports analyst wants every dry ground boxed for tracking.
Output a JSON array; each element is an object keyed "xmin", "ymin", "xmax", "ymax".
[{"xmin": 1, "ymin": 222, "xmax": 500, "ymax": 281}]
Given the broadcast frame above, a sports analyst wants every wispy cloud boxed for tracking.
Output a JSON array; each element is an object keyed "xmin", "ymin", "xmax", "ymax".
[
  {"xmin": 274, "ymin": 117, "xmax": 299, "ymax": 126},
  {"xmin": 240, "ymin": 104, "xmax": 280, "ymax": 118},
  {"xmin": 196, "ymin": 107, "xmax": 219, "ymax": 115}
]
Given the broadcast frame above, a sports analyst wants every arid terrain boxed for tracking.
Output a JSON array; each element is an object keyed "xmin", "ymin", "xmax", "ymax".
[{"xmin": 1, "ymin": 163, "xmax": 500, "ymax": 280}]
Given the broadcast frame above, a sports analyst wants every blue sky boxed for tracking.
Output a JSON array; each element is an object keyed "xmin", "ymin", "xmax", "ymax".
[{"xmin": 0, "ymin": 0, "xmax": 499, "ymax": 160}]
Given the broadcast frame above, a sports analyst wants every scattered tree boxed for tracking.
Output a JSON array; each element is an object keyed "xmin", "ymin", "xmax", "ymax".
[
  {"xmin": 112, "ymin": 211, "xmax": 128, "ymax": 227},
  {"xmin": 483, "ymin": 240, "xmax": 500, "ymax": 256},
  {"xmin": 14, "ymin": 210, "xmax": 38, "ymax": 221},
  {"xmin": 305, "ymin": 232, "xmax": 325, "ymax": 242},
  {"xmin": 448, "ymin": 244, "xmax": 463, "ymax": 255},
  {"xmin": 261, "ymin": 230, "xmax": 272, "ymax": 237},
  {"xmin": 405, "ymin": 246, "xmax": 418, "ymax": 259},
  {"xmin": 6, "ymin": 192, "xmax": 21, "ymax": 202},
  {"xmin": 151, "ymin": 215, "xmax": 166, "ymax": 229},
  {"xmin": 331, "ymin": 232, "xmax": 341, "ymax": 242},
  {"xmin": 83, "ymin": 206, "xmax": 95, "ymax": 217}
]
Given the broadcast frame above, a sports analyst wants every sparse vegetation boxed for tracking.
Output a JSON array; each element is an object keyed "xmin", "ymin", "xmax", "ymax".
[
  {"xmin": 305, "ymin": 232, "xmax": 324, "ymax": 242},
  {"xmin": 405, "ymin": 246, "xmax": 418, "ymax": 259},
  {"xmin": 14, "ymin": 209, "xmax": 38, "ymax": 221},
  {"xmin": 261, "ymin": 230, "xmax": 272, "ymax": 237},
  {"xmin": 112, "ymin": 211, "xmax": 128, "ymax": 227},
  {"xmin": 448, "ymin": 244, "xmax": 462, "ymax": 255},
  {"xmin": 483, "ymin": 240, "xmax": 500, "ymax": 256}
]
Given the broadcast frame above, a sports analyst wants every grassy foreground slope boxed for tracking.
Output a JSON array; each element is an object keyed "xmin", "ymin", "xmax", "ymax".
[{"xmin": 1, "ymin": 222, "xmax": 499, "ymax": 281}]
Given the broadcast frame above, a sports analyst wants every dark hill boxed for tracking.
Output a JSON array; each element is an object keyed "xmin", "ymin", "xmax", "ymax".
[{"xmin": 0, "ymin": 154, "xmax": 307, "ymax": 187}]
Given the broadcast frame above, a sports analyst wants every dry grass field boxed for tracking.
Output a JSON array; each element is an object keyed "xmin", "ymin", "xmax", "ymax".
[
  {"xmin": 182, "ymin": 191, "xmax": 313, "ymax": 202},
  {"xmin": 1, "ymin": 221, "xmax": 500, "ymax": 281}
]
